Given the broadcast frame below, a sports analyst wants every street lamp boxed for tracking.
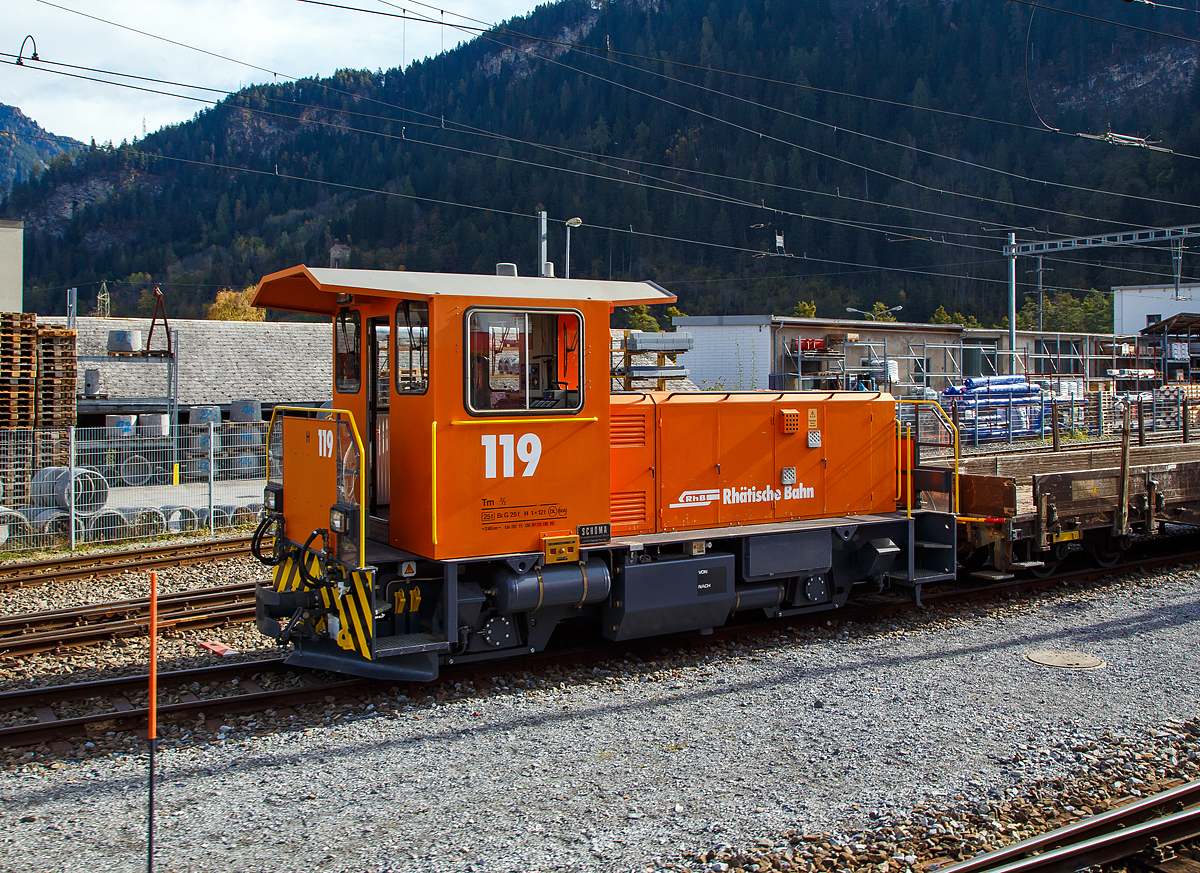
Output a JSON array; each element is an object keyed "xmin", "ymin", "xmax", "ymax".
[
  {"xmin": 846, "ymin": 305, "xmax": 902, "ymax": 321},
  {"xmin": 565, "ymin": 217, "xmax": 582, "ymax": 279}
]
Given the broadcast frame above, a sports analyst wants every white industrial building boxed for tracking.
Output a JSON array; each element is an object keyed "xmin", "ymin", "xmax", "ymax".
[
  {"xmin": 1111, "ymin": 282, "xmax": 1200, "ymax": 334},
  {"xmin": 0, "ymin": 219, "xmax": 22, "ymax": 312}
]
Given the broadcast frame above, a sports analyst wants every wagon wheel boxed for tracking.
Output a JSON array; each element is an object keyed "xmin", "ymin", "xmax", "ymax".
[
  {"xmin": 1086, "ymin": 533, "xmax": 1126, "ymax": 569},
  {"xmin": 1029, "ymin": 559, "xmax": 1060, "ymax": 579},
  {"xmin": 1028, "ymin": 542, "xmax": 1069, "ymax": 578}
]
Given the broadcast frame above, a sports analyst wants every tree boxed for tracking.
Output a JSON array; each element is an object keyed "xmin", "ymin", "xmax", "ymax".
[
  {"xmin": 624, "ymin": 304, "xmax": 660, "ymax": 332},
  {"xmin": 207, "ymin": 286, "xmax": 264, "ymax": 321},
  {"xmin": 931, "ymin": 305, "xmax": 981, "ymax": 328},
  {"xmin": 663, "ymin": 305, "xmax": 687, "ymax": 330},
  {"xmin": 793, "ymin": 300, "xmax": 817, "ymax": 317},
  {"xmin": 870, "ymin": 301, "xmax": 899, "ymax": 322}
]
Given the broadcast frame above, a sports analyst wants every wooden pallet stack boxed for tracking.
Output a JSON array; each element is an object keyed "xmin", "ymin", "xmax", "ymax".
[
  {"xmin": 35, "ymin": 326, "xmax": 78, "ymax": 427},
  {"xmin": 0, "ymin": 313, "xmax": 39, "ymax": 428}
]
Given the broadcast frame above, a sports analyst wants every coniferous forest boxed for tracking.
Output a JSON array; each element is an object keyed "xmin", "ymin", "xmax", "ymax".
[{"xmin": 4, "ymin": 0, "xmax": 1200, "ymax": 327}]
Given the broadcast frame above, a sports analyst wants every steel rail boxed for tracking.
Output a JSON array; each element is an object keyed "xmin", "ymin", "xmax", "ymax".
[
  {"xmin": 0, "ymin": 537, "xmax": 256, "ymax": 590},
  {"xmin": 0, "ymin": 583, "xmax": 257, "ymax": 655},
  {"xmin": 941, "ymin": 780, "xmax": 1200, "ymax": 873},
  {"xmin": 943, "ymin": 789, "xmax": 1200, "ymax": 873},
  {"xmin": 0, "ymin": 659, "xmax": 370, "ymax": 749},
  {"xmin": 3, "ymin": 539, "xmax": 1199, "ymax": 749}
]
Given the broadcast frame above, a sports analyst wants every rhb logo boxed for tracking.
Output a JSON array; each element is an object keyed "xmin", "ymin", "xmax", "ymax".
[
  {"xmin": 668, "ymin": 489, "xmax": 721, "ymax": 509},
  {"xmin": 670, "ymin": 481, "xmax": 815, "ymax": 509}
]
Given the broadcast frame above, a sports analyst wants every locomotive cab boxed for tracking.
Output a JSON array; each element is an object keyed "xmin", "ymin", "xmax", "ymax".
[{"xmin": 250, "ymin": 265, "xmax": 958, "ymax": 681}]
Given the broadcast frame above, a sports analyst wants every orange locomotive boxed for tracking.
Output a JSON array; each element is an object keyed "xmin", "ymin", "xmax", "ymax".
[{"xmin": 250, "ymin": 266, "xmax": 956, "ymax": 680}]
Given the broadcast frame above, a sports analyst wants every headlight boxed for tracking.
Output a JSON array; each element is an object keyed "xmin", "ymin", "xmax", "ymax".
[
  {"xmin": 264, "ymin": 485, "xmax": 282, "ymax": 512},
  {"xmin": 330, "ymin": 503, "xmax": 356, "ymax": 535}
]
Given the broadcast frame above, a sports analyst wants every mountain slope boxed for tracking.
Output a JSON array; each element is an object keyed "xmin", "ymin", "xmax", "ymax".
[
  {"xmin": 4, "ymin": 0, "xmax": 1198, "ymax": 323},
  {"xmin": 0, "ymin": 104, "xmax": 82, "ymax": 196}
]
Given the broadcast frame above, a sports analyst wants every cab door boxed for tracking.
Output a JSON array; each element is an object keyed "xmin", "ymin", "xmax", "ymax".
[{"xmin": 367, "ymin": 316, "xmax": 391, "ymax": 515}]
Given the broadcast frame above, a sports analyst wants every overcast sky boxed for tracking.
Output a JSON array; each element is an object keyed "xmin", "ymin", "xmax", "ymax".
[{"xmin": 4, "ymin": 0, "xmax": 541, "ymax": 145}]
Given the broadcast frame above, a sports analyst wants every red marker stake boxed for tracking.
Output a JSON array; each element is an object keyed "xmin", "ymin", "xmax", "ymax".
[{"xmin": 148, "ymin": 570, "xmax": 158, "ymax": 873}]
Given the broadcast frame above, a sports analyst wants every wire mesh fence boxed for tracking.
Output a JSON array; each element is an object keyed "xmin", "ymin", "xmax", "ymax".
[
  {"xmin": 0, "ymin": 421, "xmax": 268, "ymax": 554},
  {"xmin": 939, "ymin": 386, "xmax": 1200, "ymax": 450}
]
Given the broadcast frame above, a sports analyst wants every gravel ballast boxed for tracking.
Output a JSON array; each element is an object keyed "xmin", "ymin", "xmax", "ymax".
[
  {"xmin": 1, "ymin": 564, "xmax": 1198, "ymax": 873},
  {"xmin": 0, "ymin": 557, "xmax": 275, "ymax": 695}
]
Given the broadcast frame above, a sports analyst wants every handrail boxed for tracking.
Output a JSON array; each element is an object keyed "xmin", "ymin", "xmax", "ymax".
[
  {"xmin": 895, "ymin": 399, "xmax": 960, "ymax": 514},
  {"xmin": 905, "ymin": 423, "xmax": 913, "ymax": 519},
  {"xmin": 431, "ymin": 421, "xmax": 438, "ymax": 546},
  {"xmin": 267, "ymin": 405, "xmax": 367, "ymax": 567}
]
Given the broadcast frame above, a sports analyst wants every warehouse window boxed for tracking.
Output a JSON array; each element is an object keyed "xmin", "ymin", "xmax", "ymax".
[
  {"xmin": 395, "ymin": 301, "xmax": 429, "ymax": 394},
  {"xmin": 335, "ymin": 310, "xmax": 361, "ymax": 394},
  {"xmin": 465, "ymin": 308, "xmax": 583, "ymax": 413}
]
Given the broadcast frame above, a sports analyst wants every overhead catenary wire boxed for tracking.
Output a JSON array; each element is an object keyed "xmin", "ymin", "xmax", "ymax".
[
  {"xmin": 307, "ymin": 0, "xmax": 1200, "ymax": 210},
  {"xmin": 1006, "ymin": 0, "xmax": 1200, "ymax": 45},
  {"xmin": 14, "ymin": 0, "xmax": 1197, "ymax": 286},
  {"xmin": 1, "ymin": 129, "xmax": 778, "ymax": 260},
  {"xmin": 1, "ymin": 53, "xmax": 1004, "ymax": 254},
  {"xmin": 25, "ymin": 0, "xmax": 1189, "ymax": 238}
]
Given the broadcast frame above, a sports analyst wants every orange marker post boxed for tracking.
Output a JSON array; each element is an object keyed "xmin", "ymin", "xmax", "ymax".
[{"xmin": 147, "ymin": 570, "xmax": 158, "ymax": 873}]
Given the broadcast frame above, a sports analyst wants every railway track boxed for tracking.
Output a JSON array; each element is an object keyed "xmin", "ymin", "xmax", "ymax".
[
  {"xmin": 943, "ymin": 779, "xmax": 1200, "ymax": 873},
  {"xmin": 2, "ymin": 540, "xmax": 1199, "ymax": 751},
  {"xmin": 0, "ymin": 582, "xmax": 255, "ymax": 656},
  {"xmin": 0, "ymin": 537, "xmax": 255, "ymax": 590}
]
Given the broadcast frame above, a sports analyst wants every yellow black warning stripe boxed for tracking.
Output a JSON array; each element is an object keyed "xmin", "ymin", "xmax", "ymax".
[
  {"xmin": 333, "ymin": 569, "xmax": 375, "ymax": 660},
  {"xmin": 271, "ymin": 546, "xmax": 374, "ymax": 660},
  {"xmin": 271, "ymin": 548, "xmax": 321, "ymax": 593}
]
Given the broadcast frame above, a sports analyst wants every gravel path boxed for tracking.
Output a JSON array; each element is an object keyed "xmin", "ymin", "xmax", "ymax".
[{"xmin": 1, "ymin": 564, "xmax": 1198, "ymax": 873}]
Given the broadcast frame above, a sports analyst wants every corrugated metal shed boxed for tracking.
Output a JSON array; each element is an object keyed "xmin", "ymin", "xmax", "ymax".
[{"xmin": 41, "ymin": 316, "xmax": 332, "ymax": 415}]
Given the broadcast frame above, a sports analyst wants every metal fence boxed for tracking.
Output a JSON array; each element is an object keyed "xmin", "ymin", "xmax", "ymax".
[
  {"xmin": 940, "ymin": 389, "xmax": 1199, "ymax": 450},
  {"xmin": 0, "ymin": 422, "xmax": 267, "ymax": 554}
]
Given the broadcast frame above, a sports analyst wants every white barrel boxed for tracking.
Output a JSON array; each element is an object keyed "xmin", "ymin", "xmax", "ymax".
[
  {"xmin": 229, "ymin": 452, "xmax": 264, "ymax": 479},
  {"xmin": 105, "ymin": 414, "xmax": 137, "ymax": 437},
  {"xmin": 215, "ymin": 503, "xmax": 256, "ymax": 527},
  {"xmin": 86, "ymin": 508, "xmax": 131, "ymax": 543},
  {"xmin": 161, "ymin": 505, "xmax": 200, "ymax": 533},
  {"xmin": 222, "ymin": 426, "xmax": 263, "ymax": 449},
  {"xmin": 30, "ymin": 467, "xmax": 109, "ymax": 514},
  {"xmin": 31, "ymin": 508, "xmax": 86, "ymax": 545},
  {"xmin": 0, "ymin": 508, "xmax": 34, "ymax": 550},
  {"xmin": 229, "ymin": 399, "xmax": 262, "ymax": 422},
  {"xmin": 118, "ymin": 454, "xmax": 152, "ymax": 487},
  {"xmin": 107, "ymin": 329, "xmax": 142, "ymax": 353},
  {"xmin": 115, "ymin": 507, "xmax": 167, "ymax": 537},
  {"xmin": 196, "ymin": 506, "xmax": 232, "ymax": 530},
  {"xmin": 137, "ymin": 414, "xmax": 169, "ymax": 436},
  {"xmin": 190, "ymin": 406, "xmax": 221, "ymax": 425},
  {"xmin": 185, "ymin": 457, "xmax": 212, "ymax": 481}
]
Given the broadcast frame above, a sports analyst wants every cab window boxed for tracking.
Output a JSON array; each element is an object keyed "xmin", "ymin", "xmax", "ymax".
[
  {"xmin": 335, "ymin": 310, "xmax": 361, "ymax": 393},
  {"xmin": 466, "ymin": 309, "xmax": 583, "ymax": 413},
  {"xmin": 395, "ymin": 301, "xmax": 429, "ymax": 394}
]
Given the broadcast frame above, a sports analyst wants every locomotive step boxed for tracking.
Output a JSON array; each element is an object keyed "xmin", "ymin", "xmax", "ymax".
[
  {"xmin": 912, "ymin": 540, "xmax": 954, "ymax": 549},
  {"xmin": 887, "ymin": 567, "xmax": 951, "ymax": 583},
  {"xmin": 1008, "ymin": 560, "xmax": 1045, "ymax": 569},
  {"xmin": 971, "ymin": 569, "xmax": 1016, "ymax": 581},
  {"xmin": 375, "ymin": 633, "xmax": 451, "ymax": 657}
]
